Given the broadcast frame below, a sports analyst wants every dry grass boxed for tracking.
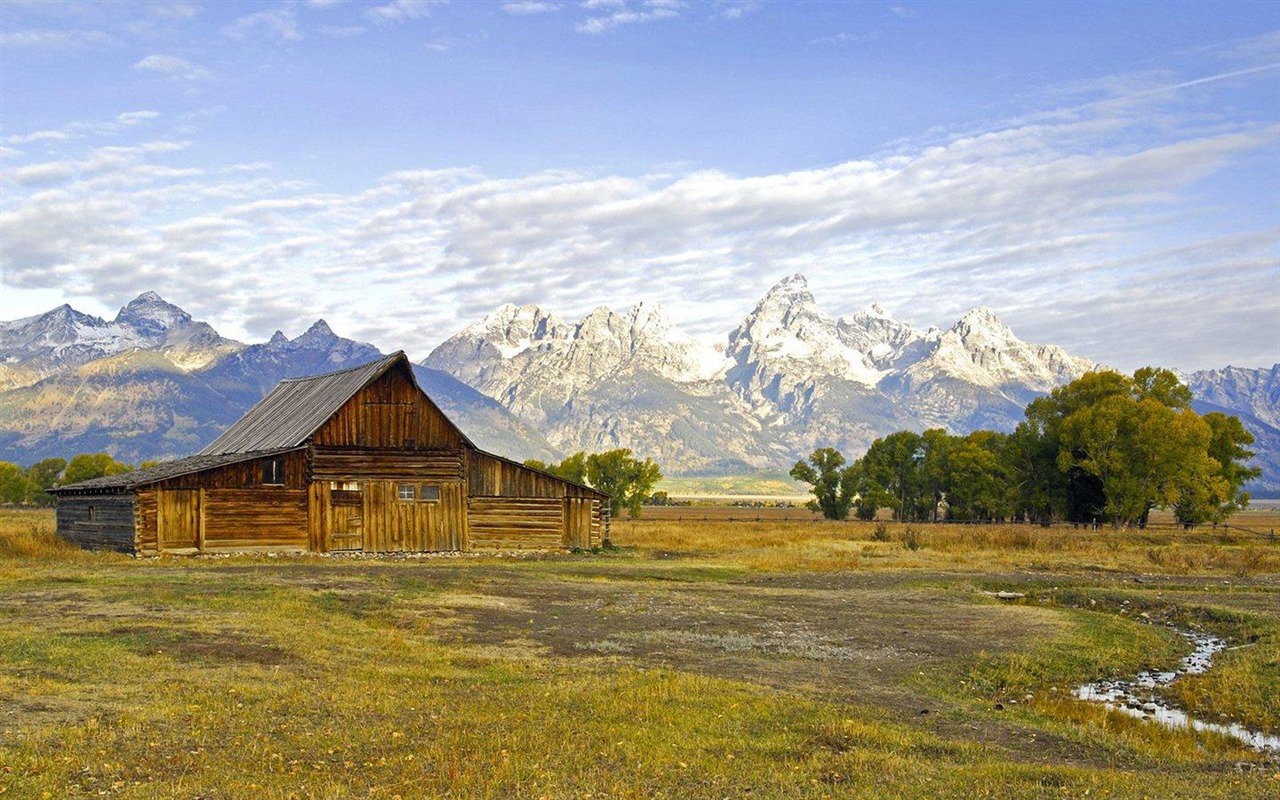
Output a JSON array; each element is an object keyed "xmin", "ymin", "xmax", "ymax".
[
  {"xmin": 1, "ymin": 509, "xmax": 1278, "ymax": 798},
  {"xmin": 612, "ymin": 517, "xmax": 1280, "ymax": 575}
]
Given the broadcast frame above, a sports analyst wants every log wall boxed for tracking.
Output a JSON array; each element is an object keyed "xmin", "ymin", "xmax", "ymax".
[
  {"xmin": 203, "ymin": 489, "xmax": 308, "ymax": 552},
  {"xmin": 55, "ymin": 495, "xmax": 135, "ymax": 552},
  {"xmin": 310, "ymin": 448, "xmax": 464, "ymax": 482},
  {"xmin": 468, "ymin": 497, "xmax": 565, "ymax": 550}
]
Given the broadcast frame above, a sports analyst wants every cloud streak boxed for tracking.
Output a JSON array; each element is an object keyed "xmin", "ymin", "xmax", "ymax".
[{"xmin": 2, "ymin": 78, "xmax": 1275, "ymax": 372}]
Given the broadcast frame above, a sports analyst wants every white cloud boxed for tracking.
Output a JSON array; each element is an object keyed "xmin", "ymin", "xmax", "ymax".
[
  {"xmin": 577, "ymin": 0, "xmax": 683, "ymax": 34},
  {"xmin": 503, "ymin": 1, "xmax": 563, "ymax": 14},
  {"xmin": 0, "ymin": 29, "xmax": 115, "ymax": 48},
  {"xmin": 2, "ymin": 87, "xmax": 1275, "ymax": 371},
  {"xmin": 134, "ymin": 54, "xmax": 213, "ymax": 81},
  {"xmin": 224, "ymin": 8, "xmax": 302, "ymax": 41},
  {"xmin": 809, "ymin": 31, "xmax": 880, "ymax": 47},
  {"xmin": 116, "ymin": 111, "xmax": 161, "ymax": 126},
  {"xmin": 4, "ymin": 130, "xmax": 70, "ymax": 146},
  {"xmin": 888, "ymin": 5, "xmax": 916, "ymax": 19},
  {"xmin": 715, "ymin": 1, "xmax": 763, "ymax": 20},
  {"xmin": 364, "ymin": 0, "xmax": 444, "ymax": 23}
]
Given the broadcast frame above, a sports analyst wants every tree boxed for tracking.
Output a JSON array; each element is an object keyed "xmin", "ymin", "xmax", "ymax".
[
  {"xmin": 1174, "ymin": 412, "xmax": 1262, "ymax": 524},
  {"xmin": 527, "ymin": 450, "xmax": 662, "ymax": 518},
  {"xmin": 857, "ymin": 431, "xmax": 925, "ymax": 521},
  {"xmin": 945, "ymin": 431, "xmax": 1013, "ymax": 521},
  {"xmin": 790, "ymin": 448, "xmax": 859, "ymax": 520},
  {"xmin": 585, "ymin": 449, "xmax": 662, "ymax": 518},
  {"xmin": 1058, "ymin": 389, "xmax": 1221, "ymax": 527},
  {"xmin": 525, "ymin": 451, "xmax": 588, "ymax": 485},
  {"xmin": 25, "ymin": 457, "xmax": 66, "ymax": 506},
  {"xmin": 60, "ymin": 453, "xmax": 132, "ymax": 486},
  {"xmin": 0, "ymin": 462, "xmax": 28, "ymax": 505}
]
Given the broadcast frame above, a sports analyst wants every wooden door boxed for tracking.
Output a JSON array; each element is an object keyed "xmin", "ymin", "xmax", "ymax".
[
  {"xmin": 158, "ymin": 489, "xmax": 201, "ymax": 553},
  {"xmin": 327, "ymin": 488, "xmax": 365, "ymax": 551}
]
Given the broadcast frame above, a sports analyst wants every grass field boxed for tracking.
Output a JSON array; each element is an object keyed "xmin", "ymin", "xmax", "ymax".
[{"xmin": 1, "ymin": 508, "xmax": 1277, "ymax": 798}]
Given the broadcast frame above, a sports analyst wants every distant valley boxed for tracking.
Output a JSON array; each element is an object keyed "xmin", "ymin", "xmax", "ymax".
[{"xmin": 2, "ymin": 277, "xmax": 1277, "ymax": 494}]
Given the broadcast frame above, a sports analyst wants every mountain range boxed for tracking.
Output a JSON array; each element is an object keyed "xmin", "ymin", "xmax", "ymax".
[{"xmin": 2, "ymin": 277, "xmax": 1277, "ymax": 494}]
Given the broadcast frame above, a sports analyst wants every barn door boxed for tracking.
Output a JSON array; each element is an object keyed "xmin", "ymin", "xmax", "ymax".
[
  {"xmin": 327, "ymin": 485, "xmax": 364, "ymax": 551},
  {"xmin": 158, "ymin": 489, "xmax": 201, "ymax": 553}
]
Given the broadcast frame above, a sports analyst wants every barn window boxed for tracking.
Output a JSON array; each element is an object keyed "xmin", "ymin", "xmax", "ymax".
[
  {"xmin": 331, "ymin": 481, "xmax": 360, "ymax": 491},
  {"xmin": 418, "ymin": 485, "xmax": 440, "ymax": 502},
  {"xmin": 87, "ymin": 505, "xmax": 97, "ymax": 522},
  {"xmin": 262, "ymin": 457, "xmax": 285, "ymax": 486},
  {"xmin": 397, "ymin": 483, "xmax": 415, "ymax": 501}
]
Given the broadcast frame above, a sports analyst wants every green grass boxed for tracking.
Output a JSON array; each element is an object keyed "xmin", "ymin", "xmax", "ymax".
[{"xmin": 1, "ymin": 509, "xmax": 1278, "ymax": 798}]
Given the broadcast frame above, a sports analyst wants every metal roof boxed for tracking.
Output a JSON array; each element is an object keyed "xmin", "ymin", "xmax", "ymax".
[
  {"xmin": 48, "ymin": 448, "xmax": 299, "ymax": 494},
  {"xmin": 200, "ymin": 352, "xmax": 410, "ymax": 455}
]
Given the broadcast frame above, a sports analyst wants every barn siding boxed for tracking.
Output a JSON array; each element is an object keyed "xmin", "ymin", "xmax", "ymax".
[
  {"xmin": 312, "ymin": 365, "xmax": 466, "ymax": 450},
  {"xmin": 136, "ymin": 489, "xmax": 158, "ymax": 556},
  {"xmin": 151, "ymin": 450, "xmax": 307, "ymax": 491},
  {"xmin": 202, "ymin": 489, "xmax": 308, "ymax": 552},
  {"xmin": 467, "ymin": 451, "xmax": 601, "ymax": 499},
  {"xmin": 468, "ymin": 497, "xmax": 566, "ymax": 550},
  {"xmin": 53, "ymin": 355, "xmax": 609, "ymax": 556},
  {"xmin": 55, "ymin": 495, "xmax": 135, "ymax": 552},
  {"xmin": 310, "ymin": 448, "xmax": 464, "ymax": 482}
]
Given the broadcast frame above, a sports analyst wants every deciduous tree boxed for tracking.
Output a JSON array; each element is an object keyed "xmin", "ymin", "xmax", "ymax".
[{"xmin": 790, "ymin": 448, "xmax": 859, "ymax": 520}]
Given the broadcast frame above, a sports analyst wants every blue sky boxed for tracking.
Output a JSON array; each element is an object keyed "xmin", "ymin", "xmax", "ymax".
[{"xmin": 1, "ymin": 0, "xmax": 1277, "ymax": 371}]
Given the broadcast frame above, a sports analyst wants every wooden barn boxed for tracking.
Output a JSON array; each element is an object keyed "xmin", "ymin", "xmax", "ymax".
[{"xmin": 49, "ymin": 352, "xmax": 609, "ymax": 555}]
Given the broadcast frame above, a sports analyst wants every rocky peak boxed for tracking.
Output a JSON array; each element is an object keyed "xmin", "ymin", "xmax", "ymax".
[
  {"xmin": 295, "ymin": 319, "xmax": 337, "ymax": 345},
  {"xmin": 114, "ymin": 292, "xmax": 192, "ymax": 338},
  {"xmin": 727, "ymin": 274, "xmax": 885, "ymax": 392},
  {"xmin": 951, "ymin": 307, "xmax": 1014, "ymax": 342},
  {"xmin": 268, "ymin": 330, "xmax": 289, "ymax": 346}
]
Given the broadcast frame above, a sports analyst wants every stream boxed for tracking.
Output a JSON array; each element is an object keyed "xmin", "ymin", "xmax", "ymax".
[{"xmin": 1074, "ymin": 628, "xmax": 1280, "ymax": 756}]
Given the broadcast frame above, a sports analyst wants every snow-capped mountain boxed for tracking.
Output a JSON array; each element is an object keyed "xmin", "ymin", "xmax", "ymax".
[
  {"xmin": 0, "ymin": 301, "xmax": 556, "ymax": 466},
  {"xmin": 425, "ymin": 274, "xmax": 1106, "ymax": 474},
  {"xmin": 0, "ymin": 291, "xmax": 241, "ymax": 389},
  {"xmin": 424, "ymin": 301, "xmax": 770, "ymax": 472},
  {"xmin": 883, "ymin": 306, "xmax": 1096, "ymax": 429},
  {"xmin": 1186, "ymin": 364, "xmax": 1280, "ymax": 494},
  {"xmin": 1188, "ymin": 364, "xmax": 1280, "ymax": 431},
  {"xmin": 429, "ymin": 301, "xmax": 729, "ymax": 420},
  {"xmin": 2, "ymin": 281, "xmax": 1275, "ymax": 490}
]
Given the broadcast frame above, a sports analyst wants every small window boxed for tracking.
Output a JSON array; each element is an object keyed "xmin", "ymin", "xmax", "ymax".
[
  {"xmin": 419, "ymin": 485, "xmax": 440, "ymax": 502},
  {"xmin": 397, "ymin": 484, "xmax": 415, "ymax": 501},
  {"xmin": 87, "ymin": 505, "xmax": 97, "ymax": 522},
  {"xmin": 262, "ymin": 457, "xmax": 285, "ymax": 486},
  {"xmin": 330, "ymin": 481, "xmax": 360, "ymax": 491}
]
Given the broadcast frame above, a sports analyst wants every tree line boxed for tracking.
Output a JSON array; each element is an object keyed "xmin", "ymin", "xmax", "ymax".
[
  {"xmin": 525, "ymin": 449, "xmax": 662, "ymax": 518},
  {"xmin": 791, "ymin": 368, "xmax": 1261, "ymax": 527},
  {"xmin": 0, "ymin": 453, "xmax": 135, "ymax": 507}
]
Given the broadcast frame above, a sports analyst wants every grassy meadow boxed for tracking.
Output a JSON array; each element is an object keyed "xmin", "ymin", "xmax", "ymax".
[{"xmin": 0, "ymin": 507, "xmax": 1277, "ymax": 798}]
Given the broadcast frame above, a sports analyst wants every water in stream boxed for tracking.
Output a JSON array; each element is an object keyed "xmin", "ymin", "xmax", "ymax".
[{"xmin": 1074, "ymin": 628, "xmax": 1280, "ymax": 756}]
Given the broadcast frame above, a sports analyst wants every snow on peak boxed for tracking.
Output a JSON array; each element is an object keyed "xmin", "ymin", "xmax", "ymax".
[
  {"xmin": 729, "ymin": 274, "xmax": 885, "ymax": 388},
  {"xmin": 905, "ymin": 308, "xmax": 1092, "ymax": 390},
  {"xmin": 114, "ymin": 292, "xmax": 192, "ymax": 338}
]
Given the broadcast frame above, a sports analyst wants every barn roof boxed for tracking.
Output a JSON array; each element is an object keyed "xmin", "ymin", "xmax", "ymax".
[
  {"xmin": 47, "ymin": 448, "xmax": 300, "ymax": 494},
  {"xmin": 198, "ymin": 351, "xmax": 470, "ymax": 455}
]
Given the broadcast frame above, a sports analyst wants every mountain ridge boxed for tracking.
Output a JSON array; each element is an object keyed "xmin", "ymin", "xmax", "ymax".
[{"xmin": 1, "ymin": 283, "xmax": 1276, "ymax": 493}]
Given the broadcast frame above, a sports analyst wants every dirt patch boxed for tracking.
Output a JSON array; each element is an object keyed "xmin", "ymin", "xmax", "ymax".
[{"xmin": 105, "ymin": 625, "xmax": 294, "ymax": 666}]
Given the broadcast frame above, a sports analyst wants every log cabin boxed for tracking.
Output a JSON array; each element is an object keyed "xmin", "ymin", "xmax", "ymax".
[{"xmin": 49, "ymin": 352, "xmax": 609, "ymax": 555}]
